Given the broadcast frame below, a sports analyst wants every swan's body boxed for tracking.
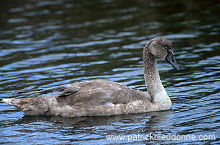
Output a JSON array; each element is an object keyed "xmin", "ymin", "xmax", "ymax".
[{"xmin": 3, "ymin": 37, "xmax": 179, "ymax": 117}]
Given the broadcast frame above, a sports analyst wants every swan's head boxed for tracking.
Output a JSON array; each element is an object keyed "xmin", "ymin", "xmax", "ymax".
[{"xmin": 148, "ymin": 37, "xmax": 179, "ymax": 71}]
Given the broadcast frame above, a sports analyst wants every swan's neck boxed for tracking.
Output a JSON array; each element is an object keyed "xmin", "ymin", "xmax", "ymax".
[{"xmin": 143, "ymin": 45, "xmax": 170, "ymax": 105}]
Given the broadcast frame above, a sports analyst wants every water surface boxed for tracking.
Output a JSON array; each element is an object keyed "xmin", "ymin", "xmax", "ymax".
[{"xmin": 0, "ymin": 0, "xmax": 220, "ymax": 144}]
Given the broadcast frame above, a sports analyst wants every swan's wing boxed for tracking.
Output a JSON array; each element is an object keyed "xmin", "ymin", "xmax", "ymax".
[
  {"xmin": 56, "ymin": 80, "xmax": 150, "ymax": 106},
  {"xmin": 56, "ymin": 85, "xmax": 80, "ymax": 97}
]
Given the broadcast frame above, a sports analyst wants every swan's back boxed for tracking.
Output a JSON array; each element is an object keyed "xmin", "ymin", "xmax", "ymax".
[{"xmin": 62, "ymin": 80, "xmax": 150, "ymax": 106}]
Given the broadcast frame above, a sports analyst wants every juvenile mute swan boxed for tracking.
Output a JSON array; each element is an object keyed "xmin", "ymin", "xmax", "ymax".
[{"xmin": 3, "ymin": 37, "xmax": 179, "ymax": 117}]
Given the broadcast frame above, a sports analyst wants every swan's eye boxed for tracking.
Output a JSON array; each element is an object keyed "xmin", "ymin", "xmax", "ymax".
[{"xmin": 163, "ymin": 45, "xmax": 169, "ymax": 50}]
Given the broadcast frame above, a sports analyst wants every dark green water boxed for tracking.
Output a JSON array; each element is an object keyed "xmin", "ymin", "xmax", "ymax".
[{"xmin": 0, "ymin": 0, "xmax": 220, "ymax": 144}]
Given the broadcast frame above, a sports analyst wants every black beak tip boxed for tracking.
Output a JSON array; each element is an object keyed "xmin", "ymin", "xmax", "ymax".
[
  {"xmin": 175, "ymin": 65, "xmax": 180, "ymax": 71},
  {"xmin": 165, "ymin": 50, "xmax": 180, "ymax": 72}
]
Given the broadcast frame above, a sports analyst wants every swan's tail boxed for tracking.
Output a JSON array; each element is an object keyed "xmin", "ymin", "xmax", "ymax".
[
  {"xmin": 2, "ymin": 98, "xmax": 13, "ymax": 105},
  {"xmin": 2, "ymin": 85, "xmax": 80, "ymax": 115},
  {"xmin": 2, "ymin": 97, "xmax": 54, "ymax": 115}
]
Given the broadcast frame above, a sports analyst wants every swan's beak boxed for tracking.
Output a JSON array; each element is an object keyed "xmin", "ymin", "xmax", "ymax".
[{"xmin": 165, "ymin": 49, "xmax": 179, "ymax": 71}]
